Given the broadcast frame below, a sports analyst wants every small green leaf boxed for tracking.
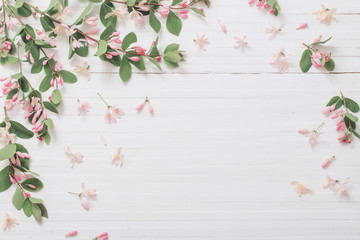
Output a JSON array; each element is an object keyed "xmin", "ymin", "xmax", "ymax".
[
  {"xmin": 7, "ymin": 56, "xmax": 19, "ymax": 64},
  {"xmin": 149, "ymin": 10, "xmax": 161, "ymax": 33},
  {"xmin": 58, "ymin": 70, "xmax": 78, "ymax": 83},
  {"xmin": 164, "ymin": 52, "xmax": 182, "ymax": 63},
  {"xmin": 44, "ymin": 119, "xmax": 54, "ymax": 129},
  {"xmin": 0, "ymin": 144, "xmax": 16, "ymax": 161},
  {"xmin": 149, "ymin": 58, "xmax": 162, "ymax": 71},
  {"xmin": 15, "ymin": 0, "xmax": 24, "ymax": 8},
  {"xmin": 32, "ymin": 203, "xmax": 42, "ymax": 222},
  {"xmin": 100, "ymin": 1, "xmax": 116, "ymax": 28},
  {"xmin": 190, "ymin": 8, "xmax": 205, "ymax": 17},
  {"xmin": 29, "ymin": 197, "xmax": 43, "ymax": 204},
  {"xmin": 166, "ymin": 11, "xmax": 182, "ymax": 36},
  {"xmin": 39, "ymin": 75, "xmax": 52, "ymax": 92},
  {"xmin": 51, "ymin": 89, "xmax": 62, "ymax": 104},
  {"xmin": 9, "ymin": 120, "xmax": 34, "ymax": 139},
  {"xmin": 73, "ymin": 2, "xmax": 93, "ymax": 25},
  {"xmin": 38, "ymin": 204, "xmax": 48, "ymax": 218},
  {"xmin": 21, "ymin": 178, "xmax": 44, "ymax": 192},
  {"xmin": 43, "ymin": 101, "xmax": 59, "ymax": 114},
  {"xmin": 127, "ymin": 0, "xmax": 136, "ymax": 6},
  {"xmin": 121, "ymin": 32, "xmax": 137, "ymax": 50},
  {"xmin": 44, "ymin": 132, "xmax": 51, "ymax": 145},
  {"xmin": 0, "ymin": 166, "xmax": 12, "ymax": 192},
  {"xmin": 345, "ymin": 98, "xmax": 360, "ymax": 113},
  {"xmin": 324, "ymin": 58, "xmax": 335, "ymax": 71},
  {"xmin": 119, "ymin": 57, "xmax": 132, "ymax": 82},
  {"xmin": 31, "ymin": 57, "xmax": 46, "ymax": 74},
  {"xmin": 300, "ymin": 49, "xmax": 312, "ymax": 73},
  {"xmin": 345, "ymin": 113, "xmax": 358, "ymax": 123},
  {"xmin": 23, "ymin": 199, "xmax": 32, "ymax": 217},
  {"xmin": 12, "ymin": 187, "xmax": 26, "ymax": 210},
  {"xmin": 327, "ymin": 96, "xmax": 340, "ymax": 106},
  {"xmin": 95, "ymin": 40, "xmax": 108, "ymax": 56},
  {"xmin": 164, "ymin": 43, "xmax": 179, "ymax": 53},
  {"xmin": 172, "ymin": 0, "xmax": 182, "ymax": 5}
]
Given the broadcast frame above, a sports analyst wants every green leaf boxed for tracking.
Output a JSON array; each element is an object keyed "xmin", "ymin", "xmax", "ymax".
[
  {"xmin": 164, "ymin": 43, "xmax": 179, "ymax": 53},
  {"xmin": 9, "ymin": 120, "xmax": 34, "ymax": 139},
  {"xmin": 23, "ymin": 199, "xmax": 32, "ymax": 217},
  {"xmin": 12, "ymin": 187, "xmax": 26, "ymax": 210},
  {"xmin": 345, "ymin": 98, "xmax": 360, "ymax": 113},
  {"xmin": 172, "ymin": 0, "xmax": 182, "ymax": 5},
  {"xmin": 39, "ymin": 75, "xmax": 52, "ymax": 92},
  {"xmin": 353, "ymin": 131, "xmax": 360, "ymax": 139},
  {"xmin": 38, "ymin": 203, "xmax": 48, "ymax": 218},
  {"xmin": 15, "ymin": 0, "xmax": 24, "ymax": 8},
  {"xmin": 51, "ymin": 89, "xmax": 62, "ymax": 104},
  {"xmin": 100, "ymin": 1, "xmax": 116, "ymax": 28},
  {"xmin": 19, "ymin": 76, "xmax": 29, "ymax": 92},
  {"xmin": 100, "ymin": 25, "xmax": 116, "ymax": 40},
  {"xmin": 149, "ymin": 58, "xmax": 162, "ymax": 71},
  {"xmin": 31, "ymin": 57, "xmax": 46, "ymax": 74},
  {"xmin": 73, "ymin": 2, "xmax": 93, "ymax": 25},
  {"xmin": 127, "ymin": 0, "xmax": 136, "ymax": 6},
  {"xmin": 327, "ymin": 96, "xmax": 340, "ymax": 106},
  {"xmin": 149, "ymin": 10, "xmax": 161, "ymax": 33},
  {"xmin": 17, "ymin": 5, "xmax": 32, "ymax": 17},
  {"xmin": 166, "ymin": 11, "xmax": 182, "ymax": 36},
  {"xmin": 0, "ymin": 166, "xmax": 12, "ymax": 192},
  {"xmin": 44, "ymin": 132, "xmax": 51, "ymax": 145},
  {"xmin": 11, "ymin": 72, "xmax": 24, "ymax": 79},
  {"xmin": 40, "ymin": 16, "xmax": 56, "ymax": 37},
  {"xmin": 345, "ymin": 113, "xmax": 358, "ymax": 123},
  {"xmin": 190, "ymin": 8, "xmax": 205, "ymax": 17},
  {"xmin": 21, "ymin": 178, "xmax": 44, "ymax": 192},
  {"xmin": 29, "ymin": 197, "xmax": 43, "ymax": 204},
  {"xmin": 44, "ymin": 119, "xmax": 54, "ymax": 129},
  {"xmin": 344, "ymin": 116, "xmax": 356, "ymax": 130},
  {"xmin": 121, "ymin": 32, "xmax": 137, "ymax": 50},
  {"xmin": 43, "ymin": 101, "xmax": 59, "ymax": 114},
  {"xmin": 119, "ymin": 57, "xmax": 132, "ymax": 82},
  {"xmin": 324, "ymin": 58, "xmax": 335, "ymax": 71},
  {"xmin": 299, "ymin": 49, "xmax": 312, "ymax": 73},
  {"xmin": 0, "ymin": 144, "xmax": 16, "ymax": 161},
  {"xmin": 95, "ymin": 40, "xmax": 108, "ymax": 56},
  {"xmin": 164, "ymin": 52, "xmax": 182, "ymax": 63},
  {"xmin": 32, "ymin": 203, "xmax": 42, "ymax": 222},
  {"xmin": 7, "ymin": 56, "xmax": 19, "ymax": 64},
  {"xmin": 58, "ymin": 70, "xmax": 77, "ymax": 83},
  {"xmin": 311, "ymin": 37, "xmax": 332, "ymax": 46}
]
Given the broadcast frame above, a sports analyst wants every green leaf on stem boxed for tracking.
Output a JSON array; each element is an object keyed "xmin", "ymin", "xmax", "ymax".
[
  {"xmin": 32, "ymin": 203, "xmax": 42, "ymax": 222},
  {"xmin": 345, "ymin": 113, "xmax": 358, "ymax": 123},
  {"xmin": 164, "ymin": 43, "xmax": 180, "ymax": 53},
  {"xmin": 164, "ymin": 52, "xmax": 182, "ymax": 63},
  {"xmin": 43, "ymin": 101, "xmax": 59, "ymax": 114},
  {"xmin": 12, "ymin": 187, "xmax": 25, "ymax": 210},
  {"xmin": 300, "ymin": 49, "xmax": 312, "ymax": 73},
  {"xmin": 21, "ymin": 178, "xmax": 44, "ymax": 192},
  {"xmin": 43, "ymin": 119, "xmax": 54, "ymax": 129},
  {"xmin": 39, "ymin": 75, "xmax": 52, "ymax": 92},
  {"xmin": 127, "ymin": 0, "xmax": 136, "ymax": 6},
  {"xmin": 44, "ymin": 132, "xmax": 51, "ymax": 145},
  {"xmin": 100, "ymin": 1, "xmax": 117, "ymax": 28},
  {"xmin": 324, "ymin": 58, "xmax": 335, "ymax": 71},
  {"xmin": 119, "ymin": 57, "xmax": 132, "ymax": 82},
  {"xmin": 121, "ymin": 32, "xmax": 137, "ymax": 50},
  {"xmin": 95, "ymin": 40, "xmax": 108, "ymax": 56},
  {"xmin": 38, "ymin": 203, "xmax": 48, "ymax": 218},
  {"xmin": 8, "ymin": 120, "xmax": 34, "ymax": 139},
  {"xmin": 73, "ymin": 2, "xmax": 93, "ymax": 25},
  {"xmin": 166, "ymin": 11, "xmax": 182, "ymax": 36},
  {"xmin": 190, "ymin": 8, "xmax": 205, "ymax": 17},
  {"xmin": 51, "ymin": 89, "xmax": 62, "ymax": 105},
  {"xmin": 31, "ymin": 57, "xmax": 46, "ymax": 74},
  {"xmin": 23, "ymin": 199, "xmax": 32, "ymax": 217},
  {"xmin": 0, "ymin": 144, "xmax": 16, "ymax": 161},
  {"xmin": 58, "ymin": 70, "xmax": 78, "ymax": 83},
  {"xmin": 149, "ymin": 10, "xmax": 161, "ymax": 33},
  {"xmin": 0, "ymin": 166, "xmax": 12, "ymax": 192},
  {"xmin": 345, "ymin": 98, "xmax": 360, "ymax": 113}
]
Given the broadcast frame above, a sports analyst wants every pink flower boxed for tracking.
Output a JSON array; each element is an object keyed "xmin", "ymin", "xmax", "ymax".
[
  {"xmin": 111, "ymin": 105, "xmax": 125, "ymax": 119},
  {"xmin": 298, "ymin": 123, "xmax": 324, "ymax": 146},
  {"xmin": 23, "ymin": 191, "xmax": 31, "ymax": 199},
  {"xmin": 72, "ymin": 37, "xmax": 86, "ymax": 51},
  {"xmin": 313, "ymin": 4, "xmax": 336, "ymax": 24},
  {"xmin": 4, "ymin": 100, "xmax": 15, "ymax": 111},
  {"xmin": 84, "ymin": 16, "xmax": 98, "ymax": 26},
  {"xmin": 157, "ymin": 4, "xmax": 170, "ymax": 17},
  {"xmin": 291, "ymin": 181, "xmax": 311, "ymax": 197},
  {"xmin": 80, "ymin": 196, "xmax": 89, "ymax": 210},
  {"xmin": 112, "ymin": 147, "xmax": 123, "ymax": 166},
  {"xmin": 322, "ymin": 156, "xmax": 335, "ymax": 169},
  {"xmin": 178, "ymin": 10, "xmax": 188, "ymax": 18},
  {"xmin": 65, "ymin": 147, "xmax": 84, "ymax": 168},
  {"xmin": 77, "ymin": 100, "xmax": 91, "ymax": 115},
  {"xmin": 234, "ymin": 36, "xmax": 248, "ymax": 49},
  {"xmin": 133, "ymin": 46, "xmax": 146, "ymax": 56},
  {"xmin": 270, "ymin": 48, "xmax": 288, "ymax": 72},
  {"xmin": 336, "ymin": 178, "xmax": 350, "ymax": 195},
  {"xmin": 296, "ymin": 23, "xmax": 308, "ymax": 30},
  {"xmin": 137, "ymin": 0, "xmax": 151, "ymax": 11},
  {"xmin": 95, "ymin": 232, "xmax": 109, "ymax": 240},
  {"xmin": 136, "ymin": 102, "xmax": 145, "ymax": 110},
  {"xmin": 53, "ymin": 4, "xmax": 73, "ymax": 21},
  {"xmin": 104, "ymin": 108, "xmax": 116, "ymax": 124},
  {"xmin": 129, "ymin": 9, "xmax": 144, "ymax": 25},
  {"xmin": 218, "ymin": 20, "xmax": 227, "ymax": 34},
  {"xmin": 313, "ymin": 35, "xmax": 322, "ymax": 43},
  {"xmin": 2, "ymin": 214, "xmax": 18, "ymax": 231},
  {"xmin": 323, "ymin": 174, "xmax": 336, "ymax": 189},
  {"xmin": 322, "ymin": 104, "xmax": 336, "ymax": 116},
  {"xmin": 194, "ymin": 34, "xmax": 209, "ymax": 51},
  {"xmin": 136, "ymin": 97, "xmax": 153, "ymax": 113},
  {"xmin": 265, "ymin": 23, "xmax": 284, "ymax": 40},
  {"xmin": 65, "ymin": 230, "xmax": 78, "ymax": 237},
  {"xmin": 82, "ymin": 183, "xmax": 96, "ymax": 198},
  {"xmin": 6, "ymin": 17, "xmax": 19, "ymax": 30}
]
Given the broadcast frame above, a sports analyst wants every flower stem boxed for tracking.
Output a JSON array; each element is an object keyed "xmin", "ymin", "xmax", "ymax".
[
  {"xmin": 315, "ymin": 122, "xmax": 324, "ymax": 131},
  {"xmin": 97, "ymin": 93, "xmax": 110, "ymax": 107},
  {"xmin": 3, "ymin": 106, "xmax": 9, "ymax": 122}
]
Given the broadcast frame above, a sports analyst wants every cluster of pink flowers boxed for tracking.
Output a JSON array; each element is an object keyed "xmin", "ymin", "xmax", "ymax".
[
  {"xmin": 311, "ymin": 50, "xmax": 330, "ymax": 68},
  {"xmin": 0, "ymin": 40, "xmax": 13, "ymax": 56},
  {"xmin": 22, "ymin": 96, "xmax": 49, "ymax": 139},
  {"xmin": 0, "ymin": 76, "xmax": 18, "ymax": 95},
  {"xmin": 248, "ymin": 0, "xmax": 276, "ymax": 15},
  {"xmin": 136, "ymin": 97, "xmax": 153, "ymax": 113},
  {"xmin": 36, "ymin": 29, "xmax": 56, "ymax": 47},
  {"xmin": 322, "ymin": 104, "xmax": 352, "ymax": 143},
  {"xmin": 298, "ymin": 122, "xmax": 324, "ymax": 146},
  {"xmin": 157, "ymin": 1, "xmax": 189, "ymax": 18}
]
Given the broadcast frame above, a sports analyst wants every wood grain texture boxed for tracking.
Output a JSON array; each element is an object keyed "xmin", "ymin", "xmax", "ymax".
[{"xmin": 0, "ymin": 0, "xmax": 360, "ymax": 239}]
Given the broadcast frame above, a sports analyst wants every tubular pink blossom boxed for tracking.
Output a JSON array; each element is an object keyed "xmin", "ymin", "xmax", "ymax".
[
  {"xmin": 296, "ymin": 23, "xmax": 308, "ymax": 30},
  {"xmin": 148, "ymin": 103, "xmax": 153, "ymax": 113},
  {"xmin": 9, "ymin": 175, "xmax": 16, "ymax": 184},
  {"xmin": 12, "ymin": 93, "xmax": 18, "ymax": 102},
  {"xmin": 313, "ymin": 35, "xmax": 322, "ymax": 43},
  {"xmin": 27, "ymin": 184, "xmax": 36, "ymax": 189},
  {"xmin": 10, "ymin": 156, "xmax": 16, "ymax": 164},
  {"xmin": 136, "ymin": 103, "xmax": 145, "ymax": 110},
  {"xmin": 23, "ymin": 191, "xmax": 31, "ymax": 199},
  {"xmin": 80, "ymin": 197, "xmax": 89, "ymax": 210},
  {"xmin": 298, "ymin": 129, "xmax": 310, "ymax": 134},
  {"xmin": 129, "ymin": 56, "xmax": 140, "ymax": 62},
  {"xmin": 87, "ymin": 28, "xmax": 99, "ymax": 35},
  {"xmin": 29, "ymin": 54, "xmax": 34, "ymax": 64},
  {"xmin": 49, "ymin": 52, "xmax": 56, "ymax": 59},
  {"xmin": 322, "ymin": 156, "xmax": 335, "ymax": 169},
  {"xmin": 42, "ymin": 60, "xmax": 48, "ymax": 66},
  {"xmin": 20, "ymin": 171, "xmax": 28, "ymax": 179},
  {"xmin": 65, "ymin": 230, "xmax": 78, "ymax": 237},
  {"xmin": 218, "ymin": 20, "xmax": 227, "ymax": 34}
]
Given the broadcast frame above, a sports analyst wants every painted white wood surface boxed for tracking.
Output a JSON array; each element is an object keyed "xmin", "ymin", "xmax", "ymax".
[{"xmin": 1, "ymin": 0, "xmax": 360, "ymax": 239}]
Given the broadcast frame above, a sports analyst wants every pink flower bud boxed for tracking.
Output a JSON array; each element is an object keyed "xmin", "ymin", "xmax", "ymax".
[
  {"xmin": 27, "ymin": 184, "xmax": 36, "ymax": 189},
  {"xmin": 20, "ymin": 171, "xmax": 28, "ymax": 180},
  {"xmin": 49, "ymin": 52, "xmax": 56, "ymax": 59},
  {"xmin": 43, "ymin": 60, "xmax": 48, "ymax": 66},
  {"xmin": 148, "ymin": 103, "xmax": 153, "ymax": 113},
  {"xmin": 12, "ymin": 93, "xmax": 18, "ymax": 102},
  {"xmin": 313, "ymin": 35, "xmax": 322, "ymax": 43},
  {"xmin": 26, "ymin": 35, "xmax": 31, "ymax": 40},
  {"xmin": 298, "ymin": 129, "xmax": 310, "ymax": 134},
  {"xmin": 296, "ymin": 23, "xmax": 308, "ymax": 30},
  {"xmin": 322, "ymin": 156, "xmax": 335, "ymax": 169},
  {"xmin": 80, "ymin": 197, "xmax": 89, "ymax": 210},
  {"xmin": 9, "ymin": 175, "xmax": 16, "ymax": 184},
  {"xmin": 10, "ymin": 156, "xmax": 16, "ymax": 164},
  {"xmin": 29, "ymin": 54, "xmax": 34, "ymax": 64},
  {"xmin": 129, "ymin": 56, "xmax": 140, "ymax": 62},
  {"xmin": 23, "ymin": 191, "xmax": 31, "ymax": 199},
  {"xmin": 155, "ymin": 56, "xmax": 162, "ymax": 62},
  {"xmin": 269, "ymin": 8, "xmax": 275, "ymax": 14},
  {"xmin": 42, "ymin": 110, "xmax": 47, "ymax": 120},
  {"xmin": 136, "ymin": 103, "xmax": 145, "ymax": 110},
  {"xmin": 65, "ymin": 230, "xmax": 78, "ymax": 237},
  {"xmin": 263, "ymin": 3, "xmax": 269, "ymax": 8}
]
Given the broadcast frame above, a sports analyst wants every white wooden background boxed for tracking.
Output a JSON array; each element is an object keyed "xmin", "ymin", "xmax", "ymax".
[{"xmin": 1, "ymin": 0, "xmax": 360, "ymax": 239}]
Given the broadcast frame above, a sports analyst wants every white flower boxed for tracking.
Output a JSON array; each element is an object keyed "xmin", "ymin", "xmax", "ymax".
[
  {"xmin": 65, "ymin": 147, "xmax": 84, "ymax": 168},
  {"xmin": 112, "ymin": 147, "xmax": 123, "ymax": 166},
  {"xmin": 74, "ymin": 62, "xmax": 90, "ymax": 80},
  {"xmin": 2, "ymin": 214, "xmax": 18, "ymax": 231},
  {"xmin": 0, "ymin": 122, "xmax": 16, "ymax": 145},
  {"xmin": 265, "ymin": 23, "xmax": 284, "ymax": 40},
  {"xmin": 234, "ymin": 35, "xmax": 248, "ymax": 48}
]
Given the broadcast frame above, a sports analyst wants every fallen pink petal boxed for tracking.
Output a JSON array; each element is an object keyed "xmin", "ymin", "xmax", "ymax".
[{"xmin": 65, "ymin": 230, "xmax": 78, "ymax": 237}]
